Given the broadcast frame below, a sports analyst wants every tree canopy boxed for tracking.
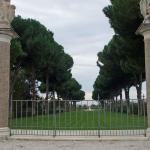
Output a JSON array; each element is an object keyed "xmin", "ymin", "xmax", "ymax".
[
  {"xmin": 93, "ymin": 0, "xmax": 145, "ymax": 101},
  {"xmin": 10, "ymin": 16, "xmax": 85, "ymax": 101}
]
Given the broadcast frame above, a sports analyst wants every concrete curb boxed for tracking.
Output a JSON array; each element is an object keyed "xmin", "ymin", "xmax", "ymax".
[{"xmin": 9, "ymin": 135, "xmax": 150, "ymax": 141}]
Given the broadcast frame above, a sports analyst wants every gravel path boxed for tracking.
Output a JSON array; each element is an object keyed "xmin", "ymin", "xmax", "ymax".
[{"xmin": 0, "ymin": 140, "xmax": 150, "ymax": 150}]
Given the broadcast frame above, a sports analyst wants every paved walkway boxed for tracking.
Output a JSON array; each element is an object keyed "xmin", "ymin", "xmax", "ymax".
[{"xmin": 0, "ymin": 140, "xmax": 150, "ymax": 150}]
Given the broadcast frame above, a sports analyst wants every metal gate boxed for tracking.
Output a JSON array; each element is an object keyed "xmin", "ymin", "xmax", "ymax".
[{"xmin": 10, "ymin": 99, "xmax": 147, "ymax": 137}]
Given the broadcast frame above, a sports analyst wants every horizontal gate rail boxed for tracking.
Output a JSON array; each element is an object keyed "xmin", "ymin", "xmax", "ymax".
[{"xmin": 9, "ymin": 99, "xmax": 147, "ymax": 137}]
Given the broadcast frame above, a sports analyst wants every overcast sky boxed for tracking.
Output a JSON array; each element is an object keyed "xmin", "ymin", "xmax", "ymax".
[{"xmin": 11, "ymin": 0, "xmax": 146, "ymax": 99}]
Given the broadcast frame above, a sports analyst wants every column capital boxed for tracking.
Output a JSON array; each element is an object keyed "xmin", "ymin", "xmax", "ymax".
[
  {"xmin": 136, "ymin": 23, "xmax": 150, "ymax": 40},
  {"xmin": 0, "ymin": 28, "xmax": 18, "ymax": 43}
]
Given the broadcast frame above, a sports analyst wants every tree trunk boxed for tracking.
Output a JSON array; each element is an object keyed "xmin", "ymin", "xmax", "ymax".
[
  {"xmin": 31, "ymin": 66, "xmax": 36, "ymax": 115},
  {"xmin": 45, "ymin": 72, "xmax": 49, "ymax": 113},
  {"xmin": 124, "ymin": 86, "xmax": 130, "ymax": 114},
  {"xmin": 52, "ymin": 91, "xmax": 55, "ymax": 99},
  {"xmin": 115, "ymin": 96, "xmax": 118, "ymax": 101},
  {"xmin": 136, "ymin": 73, "xmax": 143, "ymax": 115},
  {"xmin": 45, "ymin": 72, "xmax": 49, "ymax": 100},
  {"xmin": 31, "ymin": 66, "xmax": 36, "ymax": 100},
  {"xmin": 120, "ymin": 89, "xmax": 122, "ymax": 100},
  {"xmin": 9, "ymin": 67, "xmax": 22, "ymax": 120},
  {"xmin": 112, "ymin": 98, "xmax": 115, "ymax": 112},
  {"xmin": 115, "ymin": 97, "xmax": 118, "ymax": 113},
  {"xmin": 10, "ymin": 66, "xmax": 22, "ymax": 100},
  {"xmin": 73, "ymin": 101, "xmax": 76, "ymax": 110},
  {"xmin": 119, "ymin": 89, "xmax": 123, "ymax": 114}
]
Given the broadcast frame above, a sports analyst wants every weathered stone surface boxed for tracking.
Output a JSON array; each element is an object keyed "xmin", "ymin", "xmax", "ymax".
[
  {"xmin": 0, "ymin": 127, "xmax": 9, "ymax": 139},
  {"xmin": 137, "ymin": 23, "xmax": 150, "ymax": 134},
  {"xmin": 0, "ymin": 0, "xmax": 16, "ymax": 138},
  {"xmin": 0, "ymin": 41, "xmax": 10, "ymax": 128},
  {"xmin": 1, "ymin": 140, "xmax": 150, "ymax": 150},
  {"xmin": 145, "ymin": 38, "xmax": 150, "ymax": 127},
  {"xmin": 0, "ymin": 0, "xmax": 15, "ymax": 26}
]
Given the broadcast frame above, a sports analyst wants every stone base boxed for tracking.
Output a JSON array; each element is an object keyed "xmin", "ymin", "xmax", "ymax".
[
  {"xmin": 146, "ymin": 128, "xmax": 150, "ymax": 137},
  {"xmin": 0, "ymin": 127, "xmax": 10, "ymax": 140}
]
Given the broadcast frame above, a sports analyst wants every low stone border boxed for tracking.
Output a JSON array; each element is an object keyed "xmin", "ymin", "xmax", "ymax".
[{"xmin": 9, "ymin": 135, "xmax": 149, "ymax": 141}]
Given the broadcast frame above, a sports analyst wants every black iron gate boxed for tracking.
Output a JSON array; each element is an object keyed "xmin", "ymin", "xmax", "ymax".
[{"xmin": 10, "ymin": 99, "xmax": 147, "ymax": 136}]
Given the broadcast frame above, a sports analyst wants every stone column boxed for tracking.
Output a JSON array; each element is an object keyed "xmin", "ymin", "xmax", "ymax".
[
  {"xmin": 0, "ymin": 30, "xmax": 12, "ymax": 138},
  {"xmin": 137, "ymin": 24, "xmax": 150, "ymax": 137},
  {"xmin": 0, "ymin": 0, "xmax": 16, "ymax": 139}
]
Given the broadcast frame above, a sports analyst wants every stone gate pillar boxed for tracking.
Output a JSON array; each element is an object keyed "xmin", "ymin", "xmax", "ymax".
[
  {"xmin": 137, "ymin": 0, "xmax": 150, "ymax": 137},
  {"xmin": 137, "ymin": 24, "xmax": 150, "ymax": 136},
  {"xmin": 0, "ymin": 0, "xmax": 16, "ymax": 139}
]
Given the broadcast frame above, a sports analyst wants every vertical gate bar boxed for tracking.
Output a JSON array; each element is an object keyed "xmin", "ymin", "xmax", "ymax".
[
  {"xmin": 132, "ymin": 100, "xmax": 134, "ymax": 130},
  {"xmin": 121, "ymin": 99, "xmax": 123, "ymax": 130},
  {"xmin": 15, "ymin": 101, "xmax": 17, "ymax": 129},
  {"xmin": 130, "ymin": 100, "xmax": 134, "ymax": 135},
  {"xmin": 45, "ymin": 100, "xmax": 47, "ymax": 135},
  {"xmin": 115, "ymin": 99, "xmax": 117, "ymax": 135},
  {"xmin": 21, "ymin": 100, "xmax": 23, "ymax": 134},
  {"xmin": 42, "ymin": 100, "xmax": 44, "ymax": 135},
  {"xmin": 133, "ymin": 100, "xmax": 136, "ymax": 135},
  {"xmin": 25, "ymin": 101, "xmax": 28, "ymax": 135},
  {"xmin": 98, "ymin": 95, "xmax": 100, "ymax": 138},
  {"xmin": 81, "ymin": 101, "xmax": 83, "ymax": 136},
  {"xmin": 9, "ymin": 98, "xmax": 13, "ymax": 135},
  {"xmin": 11, "ymin": 100, "xmax": 13, "ymax": 135},
  {"xmin": 86, "ymin": 100, "xmax": 88, "ymax": 135},
  {"xmin": 32, "ymin": 100, "xmax": 33, "ymax": 130},
  {"xmin": 110, "ymin": 100, "xmax": 112, "ymax": 131},
  {"xmin": 104, "ymin": 100, "xmax": 106, "ymax": 130},
  {"xmin": 105, "ymin": 100, "xmax": 107, "ymax": 134},
  {"xmin": 53, "ymin": 99, "xmax": 56, "ymax": 137},
  {"xmin": 65, "ymin": 100, "xmax": 67, "ymax": 136},
  {"xmin": 69, "ymin": 100, "xmax": 71, "ymax": 136},
  {"xmin": 127, "ymin": 99, "xmax": 129, "ymax": 135},
  {"xmin": 143, "ymin": 98, "xmax": 146, "ymax": 136},
  {"xmin": 127, "ymin": 99, "xmax": 131, "ymax": 134},
  {"xmin": 58, "ymin": 100, "xmax": 60, "ymax": 136},
  {"xmin": 143, "ymin": 98, "xmax": 146, "ymax": 129},
  {"xmin": 120, "ymin": 99, "xmax": 123, "ymax": 135},
  {"xmin": 37, "ymin": 101, "xmax": 39, "ymax": 135},
  {"xmin": 72, "ymin": 100, "xmax": 73, "ymax": 136},
  {"xmin": 47, "ymin": 100, "xmax": 49, "ymax": 135},
  {"xmin": 75, "ymin": 100, "xmax": 77, "ymax": 135},
  {"xmin": 115, "ymin": 99, "xmax": 116, "ymax": 135},
  {"xmin": 92, "ymin": 101, "xmax": 94, "ymax": 134},
  {"xmin": 90, "ymin": 101, "xmax": 94, "ymax": 135},
  {"xmin": 112, "ymin": 100, "xmax": 114, "ymax": 135},
  {"xmin": 138, "ymin": 99, "xmax": 140, "ymax": 130},
  {"xmin": 88, "ymin": 101, "xmax": 89, "ymax": 135}
]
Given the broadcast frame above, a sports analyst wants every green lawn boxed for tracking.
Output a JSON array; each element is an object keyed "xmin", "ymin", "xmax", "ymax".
[{"xmin": 10, "ymin": 109, "xmax": 147, "ymax": 130}]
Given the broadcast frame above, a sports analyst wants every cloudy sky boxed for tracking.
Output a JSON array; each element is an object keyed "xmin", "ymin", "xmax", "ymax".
[{"xmin": 11, "ymin": 0, "xmax": 146, "ymax": 99}]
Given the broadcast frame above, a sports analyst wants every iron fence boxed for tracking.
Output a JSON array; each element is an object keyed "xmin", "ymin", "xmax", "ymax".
[{"xmin": 10, "ymin": 99, "xmax": 147, "ymax": 137}]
